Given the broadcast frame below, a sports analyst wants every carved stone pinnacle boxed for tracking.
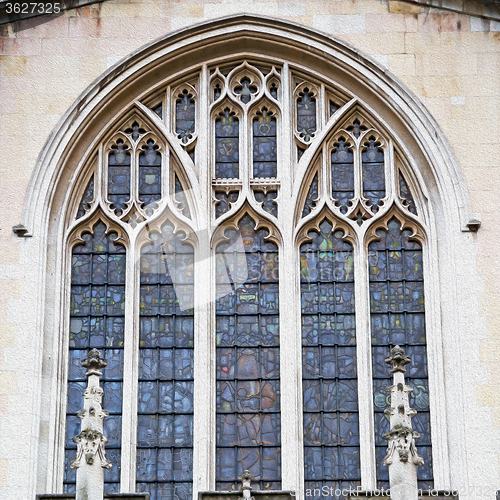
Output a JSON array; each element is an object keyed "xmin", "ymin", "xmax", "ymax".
[
  {"xmin": 385, "ymin": 345, "xmax": 411, "ymax": 373},
  {"xmin": 82, "ymin": 348, "xmax": 107, "ymax": 376},
  {"xmin": 238, "ymin": 470, "xmax": 254, "ymax": 490}
]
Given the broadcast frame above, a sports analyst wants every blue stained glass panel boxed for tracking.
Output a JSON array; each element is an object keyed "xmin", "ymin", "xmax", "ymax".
[
  {"xmin": 65, "ymin": 221, "xmax": 125, "ymax": 493},
  {"xmin": 297, "ymin": 88, "xmax": 316, "ymax": 142},
  {"xmin": 369, "ymin": 217, "xmax": 433, "ymax": 489},
  {"xmin": 176, "ymin": 90, "xmax": 196, "ymax": 144},
  {"xmin": 216, "ymin": 215, "xmax": 281, "ymax": 491},
  {"xmin": 300, "ymin": 220, "xmax": 360, "ymax": 491},
  {"xmin": 139, "ymin": 139, "xmax": 162, "ymax": 214},
  {"xmin": 108, "ymin": 140, "xmax": 131, "ymax": 215},
  {"xmin": 215, "ymin": 109, "xmax": 239, "ymax": 179},
  {"xmin": 399, "ymin": 172, "xmax": 418, "ymax": 215},
  {"xmin": 137, "ymin": 222, "xmax": 194, "ymax": 500},
  {"xmin": 253, "ymin": 110, "xmax": 277, "ymax": 178},
  {"xmin": 362, "ymin": 137, "xmax": 385, "ymax": 213},
  {"xmin": 331, "ymin": 139, "xmax": 354, "ymax": 214},
  {"xmin": 302, "ymin": 173, "xmax": 318, "ymax": 218},
  {"xmin": 76, "ymin": 175, "xmax": 94, "ymax": 219}
]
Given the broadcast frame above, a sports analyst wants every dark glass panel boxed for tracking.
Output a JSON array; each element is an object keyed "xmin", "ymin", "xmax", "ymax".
[
  {"xmin": 215, "ymin": 109, "xmax": 239, "ymax": 179},
  {"xmin": 65, "ymin": 222, "xmax": 125, "ymax": 492},
  {"xmin": 300, "ymin": 220, "xmax": 360, "ymax": 491},
  {"xmin": 302, "ymin": 173, "xmax": 318, "ymax": 218},
  {"xmin": 362, "ymin": 137, "xmax": 385, "ymax": 213},
  {"xmin": 215, "ymin": 191, "xmax": 239, "ymax": 219},
  {"xmin": 297, "ymin": 88, "xmax": 316, "ymax": 142},
  {"xmin": 108, "ymin": 139, "xmax": 131, "ymax": 215},
  {"xmin": 137, "ymin": 222, "xmax": 194, "ymax": 500},
  {"xmin": 216, "ymin": 215, "xmax": 281, "ymax": 490},
  {"xmin": 331, "ymin": 138, "xmax": 354, "ymax": 214},
  {"xmin": 369, "ymin": 218, "xmax": 432, "ymax": 488},
  {"xmin": 76, "ymin": 175, "xmax": 94, "ymax": 219},
  {"xmin": 174, "ymin": 175, "xmax": 192, "ymax": 219},
  {"xmin": 139, "ymin": 139, "xmax": 162, "ymax": 214},
  {"xmin": 176, "ymin": 90, "xmax": 196, "ymax": 144},
  {"xmin": 234, "ymin": 77, "xmax": 258, "ymax": 104},
  {"xmin": 125, "ymin": 122, "xmax": 146, "ymax": 142},
  {"xmin": 153, "ymin": 103, "xmax": 163, "ymax": 119},
  {"xmin": 253, "ymin": 109, "xmax": 277, "ymax": 178},
  {"xmin": 254, "ymin": 190, "xmax": 278, "ymax": 217},
  {"xmin": 399, "ymin": 172, "xmax": 418, "ymax": 215},
  {"xmin": 329, "ymin": 101, "xmax": 340, "ymax": 117},
  {"xmin": 269, "ymin": 83, "xmax": 279, "ymax": 100}
]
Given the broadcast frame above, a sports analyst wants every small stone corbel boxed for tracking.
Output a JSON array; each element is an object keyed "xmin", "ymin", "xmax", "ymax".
[{"xmin": 71, "ymin": 430, "xmax": 112, "ymax": 469}]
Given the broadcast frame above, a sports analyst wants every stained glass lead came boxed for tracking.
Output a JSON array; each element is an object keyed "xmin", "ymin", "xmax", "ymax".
[
  {"xmin": 300, "ymin": 220, "xmax": 361, "ymax": 493},
  {"xmin": 76, "ymin": 176, "xmax": 94, "ymax": 219},
  {"xmin": 215, "ymin": 215, "xmax": 281, "ymax": 491},
  {"xmin": 215, "ymin": 108, "xmax": 239, "ymax": 179},
  {"xmin": 65, "ymin": 221, "xmax": 126, "ymax": 493},
  {"xmin": 108, "ymin": 140, "xmax": 131, "ymax": 215},
  {"xmin": 176, "ymin": 90, "xmax": 196, "ymax": 144},
  {"xmin": 362, "ymin": 137, "xmax": 385, "ymax": 213},
  {"xmin": 331, "ymin": 139, "xmax": 354, "ymax": 214},
  {"xmin": 297, "ymin": 88, "xmax": 316, "ymax": 143},
  {"xmin": 137, "ymin": 223, "xmax": 194, "ymax": 500},
  {"xmin": 368, "ymin": 217, "xmax": 433, "ymax": 489}
]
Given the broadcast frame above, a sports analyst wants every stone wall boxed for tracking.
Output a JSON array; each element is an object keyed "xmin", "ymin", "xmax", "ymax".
[{"xmin": 0, "ymin": 1, "xmax": 499, "ymax": 499}]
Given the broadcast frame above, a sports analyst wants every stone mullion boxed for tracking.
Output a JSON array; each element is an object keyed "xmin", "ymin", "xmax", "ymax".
[
  {"xmin": 120, "ymin": 231, "xmax": 140, "ymax": 491},
  {"xmin": 192, "ymin": 63, "xmax": 215, "ymax": 496},
  {"xmin": 354, "ymin": 236, "xmax": 377, "ymax": 490},
  {"xmin": 279, "ymin": 61, "xmax": 304, "ymax": 498}
]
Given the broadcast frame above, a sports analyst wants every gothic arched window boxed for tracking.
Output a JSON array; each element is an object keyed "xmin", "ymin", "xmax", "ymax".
[{"xmin": 61, "ymin": 55, "xmax": 437, "ymax": 500}]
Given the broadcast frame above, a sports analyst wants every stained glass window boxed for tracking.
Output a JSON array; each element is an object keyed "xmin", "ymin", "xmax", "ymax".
[
  {"xmin": 253, "ymin": 109, "xmax": 277, "ymax": 178},
  {"xmin": 234, "ymin": 77, "xmax": 258, "ymax": 104},
  {"xmin": 136, "ymin": 222, "xmax": 194, "ymax": 500},
  {"xmin": 139, "ymin": 139, "xmax": 162, "ymax": 214},
  {"xmin": 331, "ymin": 138, "xmax": 354, "ymax": 214},
  {"xmin": 399, "ymin": 172, "xmax": 417, "ymax": 215},
  {"xmin": 65, "ymin": 221, "xmax": 126, "ymax": 494},
  {"xmin": 300, "ymin": 220, "xmax": 360, "ymax": 498},
  {"xmin": 215, "ymin": 191, "xmax": 239, "ymax": 219},
  {"xmin": 297, "ymin": 88, "xmax": 316, "ymax": 143},
  {"xmin": 108, "ymin": 139, "xmax": 131, "ymax": 215},
  {"xmin": 254, "ymin": 190, "xmax": 278, "ymax": 217},
  {"xmin": 215, "ymin": 108, "xmax": 239, "ymax": 179},
  {"xmin": 302, "ymin": 173, "xmax": 318, "ymax": 218},
  {"xmin": 174, "ymin": 175, "xmax": 192, "ymax": 219},
  {"xmin": 215, "ymin": 215, "xmax": 281, "ymax": 491},
  {"xmin": 362, "ymin": 137, "xmax": 385, "ymax": 213},
  {"xmin": 176, "ymin": 90, "xmax": 196, "ymax": 144},
  {"xmin": 76, "ymin": 175, "xmax": 94, "ymax": 219},
  {"xmin": 368, "ymin": 218, "xmax": 433, "ymax": 489}
]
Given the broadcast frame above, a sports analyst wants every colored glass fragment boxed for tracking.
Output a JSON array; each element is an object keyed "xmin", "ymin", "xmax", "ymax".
[
  {"xmin": 362, "ymin": 137, "xmax": 385, "ymax": 213},
  {"xmin": 254, "ymin": 190, "xmax": 278, "ymax": 217},
  {"xmin": 302, "ymin": 173, "xmax": 318, "ymax": 218},
  {"xmin": 176, "ymin": 90, "xmax": 196, "ymax": 144},
  {"xmin": 76, "ymin": 175, "xmax": 94, "ymax": 219},
  {"xmin": 253, "ymin": 109, "xmax": 277, "ymax": 178},
  {"xmin": 108, "ymin": 140, "xmax": 131, "ymax": 215},
  {"xmin": 399, "ymin": 172, "xmax": 418, "ymax": 215},
  {"xmin": 297, "ymin": 89, "xmax": 316, "ymax": 142},
  {"xmin": 331, "ymin": 138, "xmax": 354, "ymax": 214},
  {"xmin": 215, "ymin": 109, "xmax": 239, "ymax": 179}
]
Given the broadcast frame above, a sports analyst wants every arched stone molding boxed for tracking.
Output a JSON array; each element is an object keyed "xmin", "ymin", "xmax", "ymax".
[{"xmin": 20, "ymin": 14, "xmax": 481, "ymax": 497}]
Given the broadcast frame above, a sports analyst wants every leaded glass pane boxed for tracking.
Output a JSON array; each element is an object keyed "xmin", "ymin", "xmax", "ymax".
[
  {"xmin": 216, "ymin": 215, "xmax": 281, "ymax": 490},
  {"xmin": 175, "ymin": 175, "xmax": 192, "ymax": 219},
  {"xmin": 139, "ymin": 139, "xmax": 162, "ymax": 214},
  {"xmin": 76, "ymin": 175, "xmax": 94, "ymax": 219},
  {"xmin": 137, "ymin": 222, "xmax": 194, "ymax": 500},
  {"xmin": 362, "ymin": 137, "xmax": 385, "ymax": 213},
  {"xmin": 253, "ymin": 109, "xmax": 277, "ymax": 178},
  {"xmin": 65, "ymin": 221, "xmax": 125, "ymax": 493},
  {"xmin": 176, "ymin": 90, "xmax": 196, "ymax": 144},
  {"xmin": 215, "ymin": 109, "xmax": 239, "ymax": 179},
  {"xmin": 399, "ymin": 172, "xmax": 418, "ymax": 215},
  {"xmin": 254, "ymin": 190, "xmax": 278, "ymax": 217},
  {"xmin": 108, "ymin": 140, "xmax": 131, "ymax": 215},
  {"xmin": 331, "ymin": 138, "xmax": 354, "ymax": 214},
  {"xmin": 215, "ymin": 191, "xmax": 239, "ymax": 219},
  {"xmin": 369, "ymin": 218, "xmax": 433, "ymax": 488},
  {"xmin": 302, "ymin": 173, "xmax": 318, "ymax": 218},
  {"xmin": 297, "ymin": 88, "xmax": 316, "ymax": 142},
  {"xmin": 300, "ymin": 220, "xmax": 360, "ymax": 495}
]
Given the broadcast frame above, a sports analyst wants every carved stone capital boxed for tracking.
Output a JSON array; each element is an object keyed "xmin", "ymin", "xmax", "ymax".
[
  {"xmin": 385, "ymin": 345, "xmax": 411, "ymax": 373},
  {"xmin": 238, "ymin": 470, "xmax": 254, "ymax": 500},
  {"xmin": 71, "ymin": 430, "xmax": 112, "ymax": 470},
  {"xmin": 81, "ymin": 348, "xmax": 108, "ymax": 376}
]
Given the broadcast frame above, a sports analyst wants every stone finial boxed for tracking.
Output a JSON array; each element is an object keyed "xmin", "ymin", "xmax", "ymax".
[
  {"xmin": 385, "ymin": 345, "xmax": 411, "ymax": 373},
  {"xmin": 382, "ymin": 345, "xmax": 423, "ymax": 500},
  {"xmin": 81, "ymin": 348, "xmax": 108, "ymax": 376},
  {"xmin": 238, "ymin": 470, "xmax": 254, "ymax": 500}
]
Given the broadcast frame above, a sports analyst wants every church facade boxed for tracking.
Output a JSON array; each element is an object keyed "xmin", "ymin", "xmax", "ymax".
[{"xmin": 0, "ymin": 1, "xmax": 499, "ymax": 499}]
